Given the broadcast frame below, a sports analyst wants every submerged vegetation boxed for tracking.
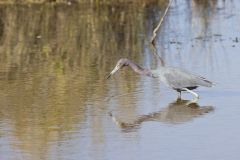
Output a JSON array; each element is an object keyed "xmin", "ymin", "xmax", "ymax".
[
  {"xmin": 0, "ymin": 0, "xmax": 168, "ymax": 75},
  {"xmin": 0, "ymin": 1, "xmax": 166, "ymax": 156},
  {"xmin": 0, "ymin": 0, "xmax": 168, "ymax": 5}
]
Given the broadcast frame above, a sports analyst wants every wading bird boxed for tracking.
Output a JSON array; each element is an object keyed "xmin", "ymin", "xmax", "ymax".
[{"xmin": 107, "ymin": 58, "xmax": 213, "ymax": 99}]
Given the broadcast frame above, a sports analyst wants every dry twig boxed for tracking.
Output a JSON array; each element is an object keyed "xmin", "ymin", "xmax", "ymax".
[{"xmin": 150, "ymin": 0, "xmax": 173, "ymax": 45}]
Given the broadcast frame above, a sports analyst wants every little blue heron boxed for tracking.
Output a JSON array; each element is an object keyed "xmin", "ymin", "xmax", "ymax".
[{"xmin": 107, "ymin": 58, "xmax": 213, "ymax": 99}]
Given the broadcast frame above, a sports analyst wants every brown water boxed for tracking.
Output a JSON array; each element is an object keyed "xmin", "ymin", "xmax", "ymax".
[{"xmin": 0, "ymin": 0, "xmax": 240, "ymax": 160}]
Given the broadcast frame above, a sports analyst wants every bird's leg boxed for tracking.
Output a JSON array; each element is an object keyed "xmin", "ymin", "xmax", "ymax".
[
  {"xmin": 186, "ymin": 98, "xmax": 198, "ymax": 106},
  {"xmin": 182, "ymin": 88, "xmax": 199, "ymax": 99}
]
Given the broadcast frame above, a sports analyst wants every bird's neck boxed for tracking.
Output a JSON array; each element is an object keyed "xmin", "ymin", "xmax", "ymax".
[{"xmin": 128, "ymin": 62, "xmax": 153, "ymax": 77}]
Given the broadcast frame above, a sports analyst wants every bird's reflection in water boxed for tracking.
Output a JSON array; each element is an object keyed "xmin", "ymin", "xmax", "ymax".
[{"xmin": 109, "ymin": 99, "xmax": 214, "ymax": 132}]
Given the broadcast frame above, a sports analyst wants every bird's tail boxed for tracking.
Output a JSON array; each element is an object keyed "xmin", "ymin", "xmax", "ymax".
[{"xmin": 199, "ymin": 76, "xmax": 214, "ymax": 87}]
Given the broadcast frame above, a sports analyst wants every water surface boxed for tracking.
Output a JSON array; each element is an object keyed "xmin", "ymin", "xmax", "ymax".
[{"xmin": 0, "ymin": 0, "xmax": 240, "ymax": 160}]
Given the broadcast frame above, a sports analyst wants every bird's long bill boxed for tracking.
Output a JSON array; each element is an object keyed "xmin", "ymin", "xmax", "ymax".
[{"xmin": 107, "ymin": 65, "xmax": 120, "ymax": 79}]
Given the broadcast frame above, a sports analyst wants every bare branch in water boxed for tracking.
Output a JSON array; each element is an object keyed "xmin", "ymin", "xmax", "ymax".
[
  {"xmin": 150, "ymin": 44, "xmax": 165, "ymax": 66},
  {"xmin": 151, "ymin": 0, "xmax": 173, "ymax": 45},
  {"xmin": 150, "ymin": 0, "xmax": 173, "ymax": 66}
]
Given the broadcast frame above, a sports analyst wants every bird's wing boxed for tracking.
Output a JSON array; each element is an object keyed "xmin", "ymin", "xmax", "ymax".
[
  {"xmin": 163, "ymin": 72, "xmax": 193, "ymax": 88},
  {"xmin": 162, "ymin": 68, "xmax": 212, "ymax": 88}
]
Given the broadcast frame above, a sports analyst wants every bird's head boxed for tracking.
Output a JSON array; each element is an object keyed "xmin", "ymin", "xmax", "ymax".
[{"xmin": 107, "ymin": 58, "xmax": 130, "ymax": 79}]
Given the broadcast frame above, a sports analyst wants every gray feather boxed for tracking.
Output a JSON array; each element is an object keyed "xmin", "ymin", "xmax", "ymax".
[{"xmin": 152, "ymin": 67, "xmax": 213, "ymax": 89}]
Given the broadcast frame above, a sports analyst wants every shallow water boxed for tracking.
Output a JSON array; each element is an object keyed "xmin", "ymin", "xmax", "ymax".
[{"xmin": 0, "ymin": 0, "xmax": 240, "ymax": 160}]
